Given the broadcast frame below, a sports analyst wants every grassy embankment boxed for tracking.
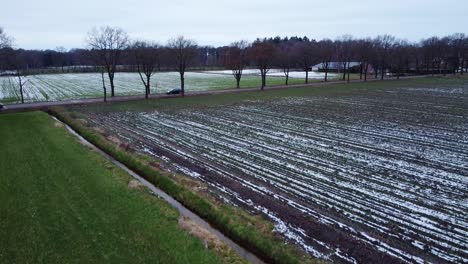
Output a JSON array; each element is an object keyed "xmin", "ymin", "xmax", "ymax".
[{"xmin": 0, "ymin": 111, "xmax": 244, "ymax": 264}]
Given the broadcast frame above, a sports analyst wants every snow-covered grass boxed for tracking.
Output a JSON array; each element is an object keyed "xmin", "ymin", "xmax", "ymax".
[
  {"xmin": 0, "ymin": 70, "xmax": 333, "ymax": 104},
  {"xmin": 201, "ymin": 69, "xmax": 338, "ymax": 79}
]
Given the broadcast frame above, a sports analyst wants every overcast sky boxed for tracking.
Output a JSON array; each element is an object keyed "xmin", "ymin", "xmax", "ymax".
[{"xmin": 2, "ymin": 0, "xmax": 467, "ymax": 50}]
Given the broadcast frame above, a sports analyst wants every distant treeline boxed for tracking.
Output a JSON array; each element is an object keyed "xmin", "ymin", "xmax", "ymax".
[{"xmin": 1, "ymin": 34, "xmax": 467, "ymax": 76}]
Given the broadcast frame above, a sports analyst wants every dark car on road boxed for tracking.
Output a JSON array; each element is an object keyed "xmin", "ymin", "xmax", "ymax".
[{"xmin": 166, "ymin": 88, "xmax": 182, "ymax": 95}]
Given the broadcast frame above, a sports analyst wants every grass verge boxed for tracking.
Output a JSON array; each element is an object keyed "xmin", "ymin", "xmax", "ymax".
[{"xmin": 0, "ymin": 111, "xmax": 235, "ymax": 263}]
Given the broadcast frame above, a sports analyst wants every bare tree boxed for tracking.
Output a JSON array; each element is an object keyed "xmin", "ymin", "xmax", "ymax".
[
  {"xmin": 437, "ymin": 37, "xmax": 451, "ymax": 75},
  {"xmin": 375, "ymin": 35, "xmax": 396, "ymax": 80},
  {"xmin": 85, "ymin": 49, "xmax": 108, "ymax": 102},
  {"xmin": 87, "ymin": 26, "xmax": 129, "ymax": 97},
  {"xmin": 463, "ymin": 36, "xmax": 468, "ymax": 74},
  {"xmin": 355, "ymin": 38, "xmax": 374, "ymax": 81},
  {"xmin": 0, "ymin": 27, "xmax": 13, "ymax": 73},
  {"xmin": 370, "ymin": 40, "xmax": 381, "ymax": 79},
  {"xmin": 222, "ymin": 40, "xmax": 249, "ymax": 88},
  {"xmin": 336, "ymin": 35, "xmax": 355, "ymax": 82},
  {"xmin": 317, "ymin": 39, "xmax": 334, "ymax": 82},
  {"xmin": 12, "ymin": 50, "xmax": 29, "ymax": 104},
  {"xmin": 275, "ymin": 42, "xmax": 295, "ymax": 85},
  {"xmin": 131, "ymin": 41, "xmax": 160, "ymax": 99},
  {"xmin": 448, "ymin": 33, "xmax": 466, "ymax": 75},
  {"xmin": 295, "ymin": 41, "xmax": 316, "ymax": 84},
  {"xmin": 391, "ymin": 39, "xmax": 411, "ymax": 79},
  {"xmin": 54, "ymin": 46, "xmax": 67, "ymax": 72},
  {"xmin": 100, "ymin": 67, "xmax": 107, "ymax": 102},
  {"xmin": 0, "ymin": 27, "xmax": 13, "ymax": 49},
  {"xmin": 422, "ymin": 37, "xmax": 450, "ymax": 76},
  {"xmin": 250, "ymin": 41, "xmax": 276, "ymax": 90},
  {"xmin": 167, "ymin": 36, "xmax": 198, "ymax": 96},
  {"xmin": 422, "ymin": 37, "xmax": 439, "ymax": 76},
  {"xmin": 408, "ymin": 43, "xmax": 423, "ymax": 75}
]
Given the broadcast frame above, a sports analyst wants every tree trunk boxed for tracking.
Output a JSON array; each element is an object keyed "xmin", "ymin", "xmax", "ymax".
[
  {"xmin": 325, "ymin": 69, "xmax": 328, "ymax": 82},
  {"xmin": 19, "ymin": 83, "xmax": 24, "ymax": 104},
  {"xmin": 285, "ymin": 74, "xmax": 289, "ymax": 85},
  {"xmin": 364, "ymin": 63, "xmax": 369, "ymax": 81},
  {"xmin": 359, "ymin": 63, "xmax": 363, "ymax": 80},
  {"xmin": 347, "ymin": 62, "xmax": 351, "ymax": 83},
  {"xmin": 381, "ymin": 64, "xmax": 385, "ymax": 80},
  {"xmin": 261, "ymin": 73, "xmax": 266, "ymax": 90},
  {"xmin": 145, "ymin": 84, "xmax": 149, "ymax": 99},
  {"xmin": 101, "ymin": 71, "xmax": 107, "ymax": 102},
  {"xmin": 20, "ymin": 85, "xmax": 24, "ymax": 104},
  {"xmin": 342, "ymin": 63, "xmax": 347, "ymax": 80},
  {"xmin": 147, "ymin": 76, "xmax": 151, "ymax": 95},
  {"xmin": 305, "ymin": 70, "xmax": 309, "ymax": 84},
  {"xmin": 109, "ymin": 73, "xmax": 115, "ymax": 97},
  {"xmin": 180, "ymin": 72, "xmax": 185, "ymax": 96},
  {"xmin": 236, "ymin": 76, "xmax": 241, "ymax": 88},
  {"xmin": 17, "ymin": 74, "xmax": 24, "ymax": 104}
]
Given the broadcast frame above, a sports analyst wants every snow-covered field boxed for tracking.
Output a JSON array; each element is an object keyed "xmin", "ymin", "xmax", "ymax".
[
  {"xmin": 0, "ymin": 70, "xmax": 330, "ymax": 104},
  {"xmin": 203, "ymin": 69, "xmax": 337, "ymax": 79},
  {"xmin": 0, "ymin": 72, "xmax": 231, "ymax": 103},
  {"xmin": 81, "ymin": 84, "xmax": 468, "ymax": 263}
]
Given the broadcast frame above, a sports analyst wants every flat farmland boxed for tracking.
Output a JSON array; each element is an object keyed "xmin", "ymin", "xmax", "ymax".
[
  {"xmin": 0, "ymin": 70, "xmax": 336, "ymax": 103},
  {"xmin": 72, "ymin": 77, "xmax": 468, "ymax": 263}
]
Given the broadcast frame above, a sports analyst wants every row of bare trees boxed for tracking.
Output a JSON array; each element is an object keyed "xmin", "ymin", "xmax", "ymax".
[
  {"xmin": 86, "ymin": 27, "xmax": 198, "ymax": 99},
  {"xmin": 1, "ymin": 25, "xmax": 468, "ymax": 103},
  {"xmin": 221, "ymin": 34, "xmax": 468, "ymax": 89}
]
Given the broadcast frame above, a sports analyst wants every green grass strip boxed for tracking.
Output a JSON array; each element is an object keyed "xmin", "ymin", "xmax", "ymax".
[{"xmin": 0, "ymin": 111, "xmax": 222, "ymax": 264}]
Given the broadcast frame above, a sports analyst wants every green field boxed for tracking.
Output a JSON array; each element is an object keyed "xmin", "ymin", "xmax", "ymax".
[{"xmin": 0, "ymin": 112, "xmax": 224, "ymax": 263}]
